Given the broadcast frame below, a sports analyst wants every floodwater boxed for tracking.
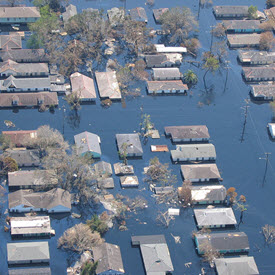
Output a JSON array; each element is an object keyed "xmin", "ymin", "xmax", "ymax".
[{"xmin": 1, "ymin": 0, "xmax": 275, "ymax": 274}]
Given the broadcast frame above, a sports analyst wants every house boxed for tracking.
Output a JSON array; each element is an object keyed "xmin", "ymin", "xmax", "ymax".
[
  {"xmin": 97, "ymin": 178, "xmax": 114, "ymax": 189},
  {"xmin": 92, "ymin": 243, "xmax": 125, "ymax": 275},
  {"xmin": 116, "ymin": 133, "xmax": 143, "ymax": 157},
  {"xmin": 74, "ymin": 131, "xmax": 101, "ymax": 158},
  {"xmin": 145, "ymin": 54, "xmax": 182, "ymax": 68},
  {"xmin": 0, "ymin": 92, "xmax": 58, "ymax": 108},
  {"xmin": 194, "ymin": 208, "xmax": 237, "ymax": 228},
  {"xmin": 181, "ymin": 164, "xmax": 222, "ymax": 182},
  {"xmin": 0, "ymin": 49, "xmax": 49, "ymax": 63},
  {"xmin": 165, "ymin": 125, "xmax": 210, "ymax": 143},
  {"xmin": 268, "ymin": 123, "xmax": 275, "ymax": 138},
  {"xmin": 70, "ymin": 72, "xmax": 96, "ymax": 101},
  {"xmin": 242, "ymin": 66, "xmax": 275, "ymax": 82},
  {"xmin": 107, "ymin": 7, "xmax": 125, "ymax": 27},
  {"xmin": 153, "ymin": 8, "xmax": 169, "ymax": 24},
  {"xmin": 227, "ymin": 34, "xmax": 261, "ymax": 48},
  {"xmin": 213, "ymin": 6, "xmax": 249, "ymax": 19},
  {"xmin": 10, "ymin": 216, "xmax": 54, "ymax": 238},
  {"xmin": 94, "ymin": 161, "xmax": 113, "ymax": 177},
  {"xmin": 113, "ymin": 162, "xmax": 134, "ymax": 175},
  {"xmin": 238, "ymin": 50, "xmax": 275, "ymax": 65},
  {"xmin": 189, "ymin": 185, "xmax": 227, "ymax": 204},
  {"xmin": 120, "ymin": 175, "xmax": 139, "ymax": 187},
  {"xmin": 0, "ymin": 35, "xmax": 21, "ymax": 50},
  {"xmin": 2, "ymin": 130, "xmax": 37, "ymax": 147},
  {"xmin": 62, "ymin": 4, "xmax": 77, "ymax": 23},
  {"xmin": 147, "ymin": 80, "xmax": 188, "ymax": 94},
  {"xmin": 8, "ymin": 267, "xmax": 51, "ymax": 275},
  {"xmin": 214, "ymin": 257, "xmax": 259, "ymax": 275},
  {"xmin": 131, "ymin": 235, "xmax": 174, "ymax": 275},
  {"xmin": 223, "ymin": 20, "xmax": 262, "ymax": 33},
  {"xmin": 8, "ymin": 170, "xmax": 58, "ymax": 191},
  {"xmin": 152, "ymin": 68, "xmax": 182, "ymax": 81},
  {"xmin": 5, "ymin": 149, "xmax": 40, "ymax": 167},
  {"xmin": 7, "ymin": 241, "xmax": 50, "ymax": 265},
  {"xmin": 154, "ymin": 44, "xmax": 187, "ymax": 53},
  {"xmin": 0, "ymin": 7, "xmax": 40, "ymax": 24},
  {"xmin": 0, "ymin": 60, "xmax": 49, "ymax": 78},
  {"xmin": 194, "ymin": 232, "xmax": 249, "ymax": 254},
  {"xmin": 95, "ymin": 71, "xmax": 121, "ymax": 100},
  {"xmin": 171, "ymin": 144, "xmax": 216, "ymax": 162},
  {"xmin": 8, "ymin": 188, "xmax": 71, "ymax": 213},
  {"xmin": 250, "ymin": 84, "xmax": 275, "ymax": 100},
  {"xmin": 130, "ymin": 7, "xmax": 148, "ymax": 23},
  {"xmin": 0, "ymin": 75, "xmax": 51, "ymax": 92}
]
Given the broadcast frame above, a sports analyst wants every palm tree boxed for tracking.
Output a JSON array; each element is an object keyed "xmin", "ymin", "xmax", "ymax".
[{"xmin": 183, "ymin": 69, "xmax": 198, "ymax": 86}]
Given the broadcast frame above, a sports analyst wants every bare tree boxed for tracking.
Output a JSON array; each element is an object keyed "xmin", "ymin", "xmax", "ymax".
[
  {"xmin": 200, "ymin": 240, "xmax": 221, "ymax": 265},
  {"xmin": 262, "ymin": 224, "xmax": 275, "ymax": 245},
  {"xmin": 178, "ymin": 181, "xmax": 192, "ymax": 206},
  {"xmin": 156, "ymin": 210, "xmax": 175, "ymax": 228},
  {"xmin": 58, "ymin": 223, "xmax": 103, "ymax": 253}
]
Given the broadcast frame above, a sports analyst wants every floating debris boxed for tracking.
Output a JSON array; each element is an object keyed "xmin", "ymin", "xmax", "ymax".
[
  {"xmin": 171, "ymin": 233, "xmax": 181, "ymax": 244},
  {"xmin": 4, "ymin": 120, "xmax": 15, "ymax": 128},
  {"xmin": 185, "ymin": 262, "xmax": 192, "ymax": 268}
]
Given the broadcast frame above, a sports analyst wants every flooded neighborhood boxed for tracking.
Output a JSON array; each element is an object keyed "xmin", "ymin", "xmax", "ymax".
[{"xmin": 1, "ymin": 0, "xmax": 275, "ymax": 274}]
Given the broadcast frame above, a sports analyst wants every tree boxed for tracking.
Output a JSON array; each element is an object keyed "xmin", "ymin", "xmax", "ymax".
[
  {"xmin": 159, "ymin": 7, "xmax": 198, "ymax": 44},
  {"xmin": 146, "ymin": 0, "xmax": 154, "ymax": 7},
  {"xmin": 212, "ymin": 40, "xmax": 228, "ymax": 64},
  {"xmin": 58, "ymin": 223, "xmax": 103, "ymax": 253},
  {"xmin": 212, "ymin": 23, "xmax": 226, "ymax": 38},
  {"xmin": 0, "ymin": 134, "xmax": 13, "ymax": 150},
  {"xmin": 235, "ymin": 195, "xmax": 248, "ymax": 225},
  {"xmin": 248, "ymin": 5, "xmax": 258, "ymax": 19},
  {"xmin": 178, "ymin": 181, "xmax": 192, "ymax": 206},
  {"xmin": 266, "ymin": 0, "xmax": 275, "ymax": 8},
  {"xmin": 226, "ymin": 187, "xmax": 237, "ymax": 205},
  {"xmin": 140, "ymin": 113, "xmax": 154, "ymax": 141},
  {"xmin": 0, "ymin": 156, "xmax": 18, "ymax": 176},
  {"xmin": 118, "ymin": 142, "xmax": 128, "ymax": 165},
  {"xmin": 184, "ymin": 38, "xmax": 200, "ymax": 56},
  {"xmin": 183, "ymin": 69, "xmax": 198, "ymax": 86},
  {"xmin": 200, "ymin": 240, "xmax": 221, "ymax": 265},
  {"xmin": 65, "ymin": 92, "xmax": 81, "ymax": 110},
  {"xmin": 145, "ymin": 157, "xmax": 177, "ymax": 186},
  {"xmin": 202, "ymin": 52, "xmax": 220, "ymax": 91},
  {"xmin": 81, "ymin": 261, "xmax": 98, "ymax": 275},
  {"xmin": 259, "ymin": 32, "xmax": 275, "ymax": 51},
  {"xmin": 262, "ymin": 224, "xmax": 275, "ymax": 244},
  {"xmin": 156, "ymin": 210, "xmax": 174, "ymax": 227},
  {"xmin": 86, "ymin": 214, "xmax": 108, "ymax": 235}
]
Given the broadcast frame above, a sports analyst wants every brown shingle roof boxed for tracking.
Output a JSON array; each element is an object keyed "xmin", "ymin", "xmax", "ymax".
[
  {"xmin": 0, "ymin": 7, "xmax": 40, "ymax": 18},
  {"xmin": 0, "ymin": 35, "xmax": 22, "ymax": 50},
  {"xmin": 2, "ymin": 130, "xmax": 37, "ymax": 146}
]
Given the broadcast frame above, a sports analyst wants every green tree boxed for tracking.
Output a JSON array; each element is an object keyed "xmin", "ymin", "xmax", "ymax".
[
  {"xmin": 119, "ymin": 142, "xmax": 128, "ymax": 165},
  {"xmin": 140, "ymin": 114, "xmax": 154, "ymax": 139},
  {"xmin": 202, "ymin": 52, "xmax": 219, "ymax": 91},
  {"xmin": 183, "ymin": 69, "xmax": 198, "ymax": 85},
  {"xmin": 0, "ymin": 156, "xmax": 18, "ymax": 175},
  {"xmin": 81, "ymin": 261, "xmax": 98, "ymax": 275},
  {"xmin": 159, "ymin": 7, "xmax": 198, "ymax": 44},
  {"xmin": 86, "ymin": 214, "xmax": 108, "ymax": 235},
  {"xmin": 266, "ymin": 0, "xmax": 275, "ymax": 8},
  {"xmin": 248, "ymin": 5, "xmax": 258, "ymax": 19}
]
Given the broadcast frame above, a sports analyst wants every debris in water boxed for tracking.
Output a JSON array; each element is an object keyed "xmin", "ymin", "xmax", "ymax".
[
  {"xmin": 185, "ymin": 262, "xmax": 192, "ymax": 268},
  {"xmin": 4, "ymin": 120, "xmax": 15, "ymax": 127},
  {"xmin": 171, "ymin": 233, "xmax": 181, "ymax": 244}
]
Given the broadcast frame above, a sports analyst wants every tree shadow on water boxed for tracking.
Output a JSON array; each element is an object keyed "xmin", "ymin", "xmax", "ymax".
[{"xmin": 66, "ymin": 110, "xmax": 81, "ymax": 130}]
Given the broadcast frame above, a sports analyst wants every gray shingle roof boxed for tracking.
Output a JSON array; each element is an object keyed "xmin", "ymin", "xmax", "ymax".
[
  {"xmin": 238, "ymin": 50, "xmax": 275, "ymax": 64},
  {"xmin": 223, "ymin": 20, "xmax": 261, "ymax": 30},
  {"xmin": 195, "ymin": 232, "xmax": 249, "ymax": 252},
  {"xmin": 153, "ymin": 68, "xmax": 181, "ymax": 80},
  {"xmin": 191, "ymin": 185, "xmax": 227, "ymax": 202},
  {"xmin": 8, "ymin": 267, "xmax": 51, "ymax": 275},
  {"xmin": 171, "ymin": 144, "xmax": 216, "ymax": 160},
  {"xmin": 8, "ymin": 188, "xmax": 71, "ymax": 211},
  {"xmin": 214, "ymin": 257, "xmax": 259, "ymax": 275},
  {"xmin": 0, "ymin": 49, "xmax": 49, "ymax": 63},
  {"xmin": 93, "ymin": 243, "xmax": 125, "ymax": 274},
  {"xmin": 0, "ymin": 35, "xmax": 22, "ymax": 50},
  {"xmin": 227, "ymin": 34, "xmax": 261, "ymax": 47},
  {"xmin": 5, "ymin": 149, "xmax": 40, "ymax": 167},
  {"xmin": 243, "ymin": 66, "xmax": 275, "ymax": 80},
  {"xmin": 0, "ymin": 7, "xmax": 40, "ymax": 18},
  {"xmin": 0, "ymin": 92, "xmax": 58, "ymax": 107},
  {"xmin": 95, "ymin": 71, "xmax": 121, "ymax": 100},
  {"xmin": 94, "ymin": 161, "xmax": 113, "ymax": 176},
  {"xmin": 74, "ymin": 131, "xmax": 101, "ymax": 156},
  {"xmin": 7, "ymin": 241, "xmax": 50, "ymax": 263},
  {"xmin": 165, "ymin": 125, "xmax": 210, "ymax": 141},
  {"xmin": 194, "ymin": 208, "xmax": 237, "ymax": 227},
  {"xmin": 62, "ymin": 4, "xmax": 77, "ymax": 23},
  {"xmin": 153, "ymin": 8, "xmax": 169, "ymax": 22},
  {"xmin": 116, "ymin": 133, "xmax": 143, "ymax": 156},
  {"xmin": 181, "ymin": 164, "xmax": 221, "ymax": 181},
  {"xmin": 147, "ymin": 80, "xmax": 188, "ymax": 92},
  {"xmin": 130, "ymin": 7, "xmax": 148, "ymax": 23},
  {"xmin": 251, "ymin": 84, "xmax": 275, "ymax": 98},
  {"xmin": 213, "ymin": 6, "xmax": 249, "ymax": 17}
]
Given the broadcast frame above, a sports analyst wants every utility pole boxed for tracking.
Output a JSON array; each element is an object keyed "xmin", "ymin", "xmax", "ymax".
[
  {"xmin": 62, "ymin": 104, "xmax": 65, "ymax": 136},
  {"xmin": 210, "ymin": 25, "xmax": 214, "ymax": 52},
  {"xmin": 223, "ymin": 60, "xmax": 230, "ymax": 93},
  {"xmin": 240, "ymin": 99, "xmax": 250, "ymax": 143},
  {"xmin": 260, "ymin": 153, "xmax": 271, "ymax": 186}
]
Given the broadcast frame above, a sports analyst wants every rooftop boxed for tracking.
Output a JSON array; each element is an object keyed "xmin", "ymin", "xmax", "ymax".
[
  {"xmin": 147, "ymin": 80, "xmax": 188, "ymax": 92},
  {"xmin": 243, "ymin": 66, "xmax": 275, "ymax": 79},
  {"xmin": 227, "ymin": 34, "xmax": 261, "ymax": 46},
  {"xmin": 0, "ymin": 35, "xmax": 22, "ymax": 50},
  {"xmin": 130, "ymin": 7, "xmax": 148, "ymax": 23},
  {"xmin": 181, "ymin": 163, "xmax": 221, "ymax": 180},
  {"xmin": 190, "ymin": 185, "xmax": 227, "ymax": 202},
  {"xmin": 238, "ymin": 50, "xmax": 275, "ymax": 63},
  {"xmin": 2, "ymin": 130, "xmax": 37, "ymax": 147},
  {"xmin": 223, "ymin": 20, "xmax": 261, "ymax": 30},
  {"xmin": 5, "ymin": 149, "xmax": 40, "ymax": 167},
  {"xmin": 116, "ymin": 133, "xmax": 143, "ymax": 156},
  {"xmin": 74, "ymin": 131, "xmax": 101, "ymax": 156},
  {"xmin": 213, "ymin": 6, "xmax": 249, "ymax": 16},
  {"xmin": 0, "ymin": 7, "xmax": 40, "ymax": 18}
]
